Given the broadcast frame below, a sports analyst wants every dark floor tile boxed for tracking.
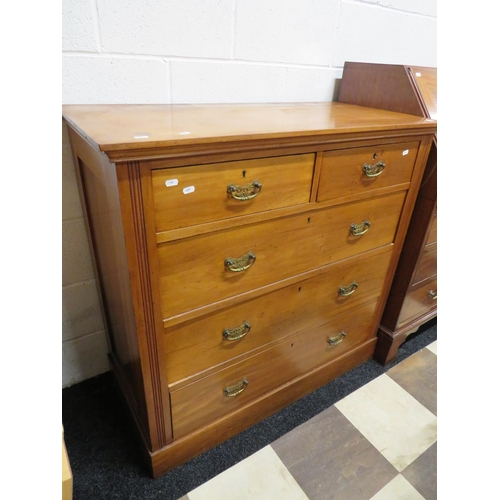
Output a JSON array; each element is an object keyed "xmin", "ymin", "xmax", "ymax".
[
  {"xmin": 386, "ymin": 347, "xmax": 437, "ymax": 415},
  {"xmin": 402, "ymin": 442, "xmax": 437, "ymax": 500},
  {"xmin": 271, "ymin": 405, "xmax": 398, "ymax": 500}
]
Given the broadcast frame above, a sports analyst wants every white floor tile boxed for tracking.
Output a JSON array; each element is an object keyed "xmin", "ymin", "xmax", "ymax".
[
  {"xmin": 426, "ymin": 341, "xmax": 437, "ymax": 355},
  {"xmin": 335, "ymin": 374, "xmax": 437, "ymax": 471},
  {"xmin": 369, "ymin": 474, "xmax": 425, "ymax": 500},
  {"xmin": 187, "ymin": 445, "xmax": 309, "ymax": 500}
]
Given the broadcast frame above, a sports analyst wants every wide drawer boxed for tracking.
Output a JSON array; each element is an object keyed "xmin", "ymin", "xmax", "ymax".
[
  {"xmin": 413, "ymin": 245, "xmax": 437, "ymax": 285},
  {"xmin": 152, "ymin": 154, "xmax": 315, "ymax": 232},
  {"xmin": 158, "ymin": 191, "xmax": 406, "ymax": 319},
  {"xmin": 398, "ymin": 277, "xmax": 437, "ymax": 327},
  {"xmin": 317, "ymin": 141, "xmax": 419, "ymax": 202},
  {"xmin": 165, "ymin": 249, "xmax": 393, "ymax": 384},
  {"xmin": 170, "ymin": 299, "xmax": 379, "ymax": 438}
]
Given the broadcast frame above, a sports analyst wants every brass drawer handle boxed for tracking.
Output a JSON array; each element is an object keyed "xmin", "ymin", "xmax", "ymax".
[
  {"xmin": 363, "ymin": 160, "xmax": 386, "ymax": 178},
  {"xmin": 227, "ymin": 180, "xmax": 262, "ymax": 200},
  {"xmin": 223, "ymin": 378, "xmax": 249, "ymax": 398},
  {"xmin": 350, "ymin": 220, "xmax": 371, "ymax": 236},
  {"xmin": 224, "ymin": 252, "xmax": 256, "ymax": 272},
  {"xmin": 428, "ymin": 290, "xmax": 437, "ymax": 300},
  {"xmin": 338, "ymin": 281, "xmax": 358, "ymax": 297},
  {"xmin": 327, "ymin": 331, "xmax": 346, "ymax": 346},
  {"xmin": 223, "ymin": 321, "xmax": 252, "ymax": 341}
]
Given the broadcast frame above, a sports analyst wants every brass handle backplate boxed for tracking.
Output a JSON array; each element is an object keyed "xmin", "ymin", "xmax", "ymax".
[
  {"xmin": 428, "ymin": 290, "xmax": 437, "ymax": 300},
  {"xmin": 223, "ymin": 321, "xmax": 252, "ymax": 341},
  {"xmin": 224, "ymin": 252, "xmax": 256, "ymax": 272},
  {"xmin": 227, "ymin": 180, "xmax": 262, "ymax": 200},
  {"xmin": 350, "ymin": 220, "xmax": 371, "ymax": 236},
  {"xmin": 363, "ymin": 160, "xmax": 386, "ymax": 178},
  {"xmin": 223, "ymin": 378, "xmax": 249, "ymax": 397},
  {"xmin": 328, "ymin": 331, "xmax": 346, "ymax": 346},
  {"xmin": 338, "ymin": 281, "xmax": 358, "ymax": 297}
]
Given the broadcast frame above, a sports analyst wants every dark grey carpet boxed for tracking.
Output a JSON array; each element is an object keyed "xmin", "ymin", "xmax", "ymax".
[{"xmin": 62, "ymin": 318, "xmax": 437, "ymax": 500}]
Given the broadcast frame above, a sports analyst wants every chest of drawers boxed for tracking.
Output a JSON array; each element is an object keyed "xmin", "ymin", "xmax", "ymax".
[
  {"xmin": 339, "ymin": 63, "xmax": 437, "ymax": 364},
  {"xmin": 63, "ymin": 103, "xmax": 436, "ymax": 477}
]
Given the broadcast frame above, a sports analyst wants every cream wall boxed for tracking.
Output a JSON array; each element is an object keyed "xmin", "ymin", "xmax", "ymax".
[{"xmin": 62, "ymin": 0, "xmax": 437, "ymax": 387}]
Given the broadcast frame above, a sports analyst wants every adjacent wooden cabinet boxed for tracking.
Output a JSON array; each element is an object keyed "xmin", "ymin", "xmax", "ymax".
[
  {"xmin": 339, "ymin": 62, "xmax": 437, "ymax": 364},
  {"xmin": 63, "ymin": 103, "xmax": 436, "ymax": 477}
]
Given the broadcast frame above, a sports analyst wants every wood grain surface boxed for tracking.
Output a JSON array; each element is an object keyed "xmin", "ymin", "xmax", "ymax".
[
  {"xmin": 165, "ymin": 249, "xmax": 393, "ymax": 386},
  {"xmin": 152, "ymin": 153, "xmax": 314, "ymax": 232},
  {"xmin": 170, "ymin": 299, "xmax": 379, "ymax": 439},
  {"xmin": 158, "ymin": 191, "xmax": 406, "ymax": 319},
  {"xmin": 62, "ymin": 102, "xmax": 436, "ymax": 155}
]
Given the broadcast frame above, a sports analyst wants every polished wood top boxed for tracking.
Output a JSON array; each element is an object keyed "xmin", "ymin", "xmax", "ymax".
[
  {"xmin": 409, "ymin": 66, "xmax": 437, "ymax": 121},
  {"xmin": 62, "ymin": 102, "xmax": 436, "ymax": 154}
]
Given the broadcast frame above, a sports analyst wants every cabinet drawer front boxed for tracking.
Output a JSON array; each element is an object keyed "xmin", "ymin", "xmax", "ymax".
[
  {"xmin": 152, "ymin": 154, "xmax": 315, "ymax": 232},
  {"xmin": 413, "ymin": 245, "xmax": 437, "ymax": 285},
  {"xmin": 158, "ymin": 191, "xmax": 405, "ymax": 319},
  {"xmin": 398, "ymin": 277, "xmax": 437, "ymax": 327},
  {"xmin": 170, "ymin": 299, "xmax": 378, "ymax": 438},
  {"xmin": 165, "ymin": 249, "xmax": 393, "ymax": 384},
  {"xmin": 317, "ymin": 141, "xmax": 419, "ymax": 202}
]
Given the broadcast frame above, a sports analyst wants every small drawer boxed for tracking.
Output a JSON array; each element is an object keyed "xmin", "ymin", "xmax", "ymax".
[
  {"xmin": 412, "ymin": 245, "xmax": 437, "ymax": 285},
  {"xmin": 317, "ymin": 141, "xmax": 419, "ymax": 202},
  {"xmin": 158, "ymin": 191, "xmax": 406, "ymax": 319},
  {"xmin": 165, "ymin": 249, "xmax": 393, "ymax": 383},
  {"xmin": 152, "ymin": 154, "xmax": 315, "ymax": 232},
  {"xmin": 170, "ymin": 299, "xmax": 378, "ymax": 438},
  {"xmin": 398, "ymin": 277, "xmax": 437, "ymax": 328}
]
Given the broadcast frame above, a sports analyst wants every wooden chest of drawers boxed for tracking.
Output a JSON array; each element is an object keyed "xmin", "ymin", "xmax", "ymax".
[
  {"xmin": 339, "ymin": 63, "xmax": 437, "ymax": 364},
  {"xmin": 62, "ymin": 103, "xmax": 436, "ymax": 477}
]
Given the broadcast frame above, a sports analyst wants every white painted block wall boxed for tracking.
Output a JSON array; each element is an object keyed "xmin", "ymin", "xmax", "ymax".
[{"xmin": 62, "ymin": 0, "xmax": 437, "ymax": 387}]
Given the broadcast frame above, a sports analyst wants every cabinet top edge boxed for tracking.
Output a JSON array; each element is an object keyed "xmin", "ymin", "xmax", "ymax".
[{"xmin": 62, "ymin": 102, "xmax": 436, "ymax": 156}]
